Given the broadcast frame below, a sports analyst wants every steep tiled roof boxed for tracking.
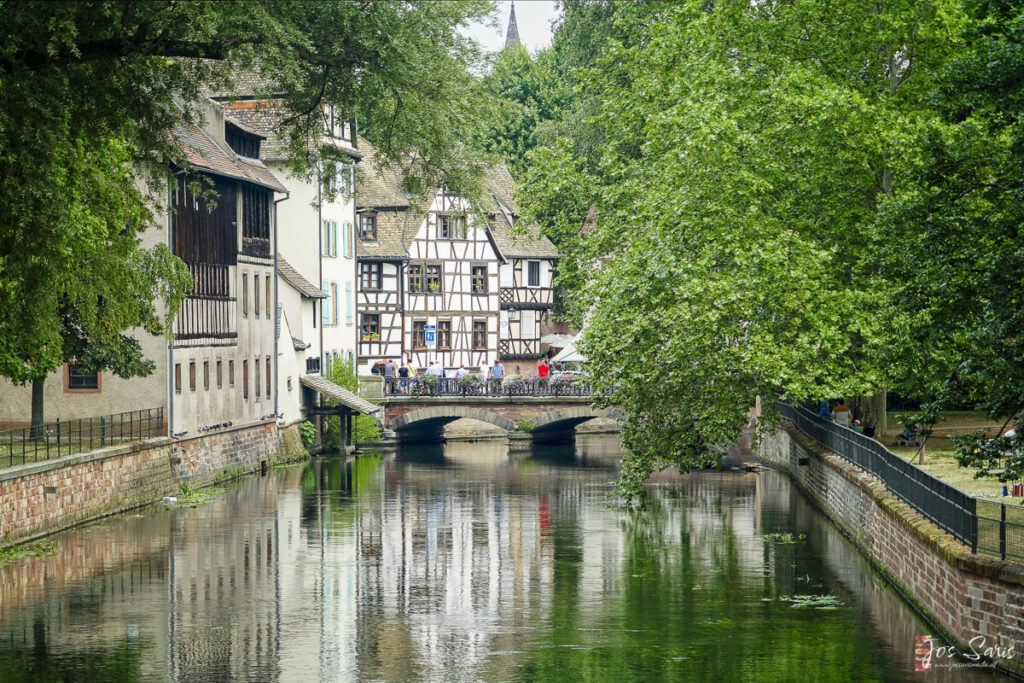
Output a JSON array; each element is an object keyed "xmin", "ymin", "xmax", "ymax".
[
  {"xmin": 353, "ymin": 136, "xmax": 557, "ymax": 260},
  {"xmin": 171, "ymin": 103, "xmax": 286, "ymax": 192},
  {"xmin": 278, "ymin": 257, "xmax": 326, "ymax": 299}
]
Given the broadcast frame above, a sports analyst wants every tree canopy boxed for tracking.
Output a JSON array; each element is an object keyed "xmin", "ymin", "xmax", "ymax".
[{"xmin": 485, "ymin": 0, "xmax": 1024, "ymax": 496}]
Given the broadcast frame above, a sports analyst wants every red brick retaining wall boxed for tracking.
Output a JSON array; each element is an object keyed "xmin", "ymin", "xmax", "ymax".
[
  {"xmin": 761, "ymin": 424, "xmax": 1024, "ymax": 674},
  {"xmin": 0, "ymin": 420, "xmax": 279, "ymax": 545}
]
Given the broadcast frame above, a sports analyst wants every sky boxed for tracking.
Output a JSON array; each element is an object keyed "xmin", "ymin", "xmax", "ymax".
[{"xmin": 463, "ymin": 1, "xmax": 561, "ymax": 54}]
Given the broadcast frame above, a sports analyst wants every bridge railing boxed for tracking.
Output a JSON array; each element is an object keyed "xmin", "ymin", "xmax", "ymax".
[{"xmin": 380, "ymin": 376, "xmax": 593, "ymax": 398}]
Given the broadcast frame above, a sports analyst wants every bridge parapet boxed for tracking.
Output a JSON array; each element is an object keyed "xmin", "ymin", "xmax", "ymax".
[{"xmin": 381, "ymin": 396, "xmax": 622, "ymax": 442}]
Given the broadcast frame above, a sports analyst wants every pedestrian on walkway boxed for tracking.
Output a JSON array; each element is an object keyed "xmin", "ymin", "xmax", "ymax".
[
  {"xmin": 818, "ymin": 399, "xmax": 831, "ymax": 420},
  {"xmin": 831, "ymin": 399, "xmax": 853, "ymax": 428},
  {"xmin": 383, "ymin": 359, "xmax": 396, "ymax": 394}
]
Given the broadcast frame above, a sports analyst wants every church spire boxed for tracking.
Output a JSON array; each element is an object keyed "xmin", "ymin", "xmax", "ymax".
[{"xmin": 504, "ymin": 1, "xmax": 521, "ymax": 49}]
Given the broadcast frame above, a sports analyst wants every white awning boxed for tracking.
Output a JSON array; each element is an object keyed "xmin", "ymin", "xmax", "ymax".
[
  {"xmin": 551, "ymin": 339, "xmax": 586, "ymax": 363},
  {"xmin": 540, "ymin": 333, "xmax": 574, "ymax": 347},
  {"xmin": 299, "ymin": 375, "xmax": 383, "ymax": 419}
]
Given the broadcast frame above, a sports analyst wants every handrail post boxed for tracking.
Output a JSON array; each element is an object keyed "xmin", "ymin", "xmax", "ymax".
[{"xmin": 1000, "ymin": 504, "xmax": 1007, "ymax": 560}]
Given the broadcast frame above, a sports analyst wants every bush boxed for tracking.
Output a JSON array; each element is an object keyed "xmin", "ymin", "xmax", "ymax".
[
  {"xmin": 299, "ymin": 421, "xmax": 316, "ymax": 447},
  {"xmin": 502, "ymin": 374, "xmax": 531, "ymax": 392},
  {"xmin": 516, "ymin": 417, "xmax": 537, "ymax": 432},
  {"xmin": 549, "ymin": 371, "xmax": 583, "ymax": 391},
  {"xmin": 410, "ymin": 374, "xmax": 439, "ymax": 396},
  {"xmin": 458, "ymin": 372, "xmax": 484, "ymax": 391}
]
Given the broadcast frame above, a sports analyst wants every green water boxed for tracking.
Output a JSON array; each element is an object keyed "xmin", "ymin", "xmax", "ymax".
[{"xmin": 0, "ymin": 436, "xmax": 1000, "ymax": 681}]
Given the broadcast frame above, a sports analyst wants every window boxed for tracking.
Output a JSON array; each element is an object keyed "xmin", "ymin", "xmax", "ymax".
[
  {"xmin": 361, "ymin": 314, "xmax": 379, "ymax": 341},
  {"xmin": 242, "ymin": 273, "xmax": 249, "ymax": 317},
  {"xmin": 174, "ymin": 363, "xmax": 182, "ymax": 394},
  {"xmin": 438, "ymin": 320, "xmax": 451, "ymax": 349},
  {"xmin": 229, "ymin": 359, "xmax": 235, "ymax": 387},
  {"xmin": 528, "ymin": 260, "xmax": 541, "ymax": 287},
  {"xmin": 345, "ymin": 282, "xmax": 353, "ymax": 324},
  {"xmin": 339, "ymin": 165, "xmax": 354, "ymax": 198},
  {"xmin": 266, "ymin": 355, "xmax": 271, "ymax": 399},
  {"xmin": 241, "ymin": 186, "xmax": 271, "ymax": 257},
  {"xmin": 189, "ymin": 361, "xmax": 196, "ymax": 391},
  {"xmin": 412, "ymin": 320, "xmax": 426, "ymax": 349},
  {"xmin": 439, "ymin": 214, "xmax": 466, "ymax": 240},
  {"xmin": 254, "ymin": 275, "xmax": 260, "ymax": 317},
  {"xmin": 216, "ymin": 360, "xmax": 223, "ymax": 388},
  {"xmin": 522, "ymin": 309, "xmax": 536, "ymax": 335},
  {"xmin": 322, "ymin": 161, "xmax": 338, "ymax": 195},
  {"xmin": 266, "ymin": 276, "xmax": 271, "ymax": 319},
  {"xmin": 408, "ymin": 264, "xmax": 422, "ymax": 293},
  {"xmin": 473, "ymin": 321, "xmax": 487, "ymax": 350},
  {"xmin": 471, "ymin": 265, "xmax": 487, "ymax": 294},
  {"xmin": 66, "ymin": 365, "xmax": 100, "ymax": 392},
  {"xmin": 425, "ymin": 264, "xmax": 441, "ymax": 293},
  {"xmin": 360, "ymin": 262, "xmax": 381, "ymax": 290},
  {"xmin": 243, "ymin": 360, "xmax": 249, "ymax": 399},
  {"xmin": 359, "ymin": 213, "xmax": 377, "ymax": 241},
  {"xmin": 255, "ymin": 358, "xmax": 261, "ymax": 400},
  {"xmin": 203, "ymin": 361, "xmax": 210, "ymax": 390}
]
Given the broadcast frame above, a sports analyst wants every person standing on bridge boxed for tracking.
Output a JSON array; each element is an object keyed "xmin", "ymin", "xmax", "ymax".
[
  {"xmin": 456, "ymin": 363, "xmax": 469, "ymax": 378},
  {"xmin": 383, "ymin": 359, "xmax": 397, "ymax": 394},
  {"xmin": 831, "ymin": 399, "xmax": 853, "ymax": 428}
]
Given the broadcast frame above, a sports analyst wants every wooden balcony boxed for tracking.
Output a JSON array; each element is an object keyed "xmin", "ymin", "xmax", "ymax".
[
  {"xmin": 499, "ymin": 287, "xmax": 554, "ymax": 310},
  {"xmin": 174, "ymin": 262, "xmax": 236, "ymax": 341}
]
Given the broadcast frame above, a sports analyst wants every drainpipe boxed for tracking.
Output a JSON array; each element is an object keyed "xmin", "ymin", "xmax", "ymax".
[{"xmin": 274, "ymin": 190, "xmax": 290, "ymax": 422}]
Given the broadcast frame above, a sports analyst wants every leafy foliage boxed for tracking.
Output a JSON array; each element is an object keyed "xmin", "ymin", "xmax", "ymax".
[{"xmin": 324, "ymin": 360, "xmax": 381, "ymax": 447}]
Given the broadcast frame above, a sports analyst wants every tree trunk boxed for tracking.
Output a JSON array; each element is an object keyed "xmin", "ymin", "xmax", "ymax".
[{"xmin": 30, "ymin": 377, "xmax": 45, "ymax": 438}]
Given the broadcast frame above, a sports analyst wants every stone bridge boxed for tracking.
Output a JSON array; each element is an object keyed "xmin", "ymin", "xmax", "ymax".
[{"xmin": 380, "ymin": 396, "xmax": 625, "ymax": 443}]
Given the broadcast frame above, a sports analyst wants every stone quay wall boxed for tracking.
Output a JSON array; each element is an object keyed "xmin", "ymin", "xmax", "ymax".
[
  {"xmin": 0, "ymin": 419, "xmax": 300, "ymax": 546},
  {"xmin": 760, "ymin": 424, "xmax": 1024, "ymax": 674}
]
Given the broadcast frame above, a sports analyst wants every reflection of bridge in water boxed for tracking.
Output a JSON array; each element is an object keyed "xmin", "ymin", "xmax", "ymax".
[{"xmin": 379, "ymin": 396, "xmax": 625, "ymax": 444}]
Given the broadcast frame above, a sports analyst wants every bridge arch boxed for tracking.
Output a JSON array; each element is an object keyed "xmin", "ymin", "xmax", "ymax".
[
  {"xmin": 529, "ymin": 406, "xmax": 626, "ymax": 441},
  {"xmin": 392, "ymin": 406, "xmax": 516, "ymax": 440}
]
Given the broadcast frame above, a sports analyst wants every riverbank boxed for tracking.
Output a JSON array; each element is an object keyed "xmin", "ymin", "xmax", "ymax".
[
  {"xmin": 0, "ymin": 420, "xmax": 309, "ymax": 547},
  {"xmin": 761, "ymin": 422, "xmax": 1024, "ymax": 677}
]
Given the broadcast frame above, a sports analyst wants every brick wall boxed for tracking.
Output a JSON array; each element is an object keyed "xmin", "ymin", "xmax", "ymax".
[
  {"xmin": 0, "ymin": 420, "xmax": 281, "ymax": 545},
  {"xmin": 761, "ymin": 424, "xmax": 1024, "ymax": 674}
]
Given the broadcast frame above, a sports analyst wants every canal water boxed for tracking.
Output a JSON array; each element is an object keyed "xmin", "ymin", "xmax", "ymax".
[{"xmin": 0, "ymin": 436, "xmax": 999, "ymax": 681}]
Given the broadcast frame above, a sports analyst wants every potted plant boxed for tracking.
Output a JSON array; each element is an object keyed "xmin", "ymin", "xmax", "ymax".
[{"xmin": 428, "ymin": 281, "xmax": 441, "ymax": 293}]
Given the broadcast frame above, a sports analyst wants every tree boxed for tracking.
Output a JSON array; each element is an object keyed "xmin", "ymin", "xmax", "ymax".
[
  {"xmin": 879, "ymin": 0, "xmax": 1024, "ymax": 478},
  {"xmin": 0, "ymin": 1, "xmax": 493, "ymax": 426},
  {"xmin": 519, "ymin": 1, "xmax": 965, "ymax": 497}
]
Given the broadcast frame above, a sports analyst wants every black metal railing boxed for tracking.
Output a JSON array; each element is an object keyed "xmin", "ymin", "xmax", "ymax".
[
  {"xmin": 379, "ymin": 376, "xmax": 593, "ymax": 398},
  {"xmin": 0, "ymin": 407, "xmax": 164, "ymax": 469},
  {"xmin": 779, "ymin": 402, "xmax": 1024, "ymax": 562}
]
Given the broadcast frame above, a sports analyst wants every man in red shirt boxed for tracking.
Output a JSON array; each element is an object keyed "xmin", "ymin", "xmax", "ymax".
[{"xmin": 538, "ymin": 360, "xmax": 550, "ymax": 378}]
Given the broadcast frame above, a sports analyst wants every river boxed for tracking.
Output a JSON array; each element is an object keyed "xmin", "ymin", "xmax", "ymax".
[{"xmin": 0, "ymin": 435, "xmax": 999, "ymax": 681}]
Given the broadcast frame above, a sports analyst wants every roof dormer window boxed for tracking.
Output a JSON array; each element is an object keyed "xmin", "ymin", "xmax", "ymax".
[{"xmin": 225, "ymin": 121, "xmax": 261, "ymax": 158}]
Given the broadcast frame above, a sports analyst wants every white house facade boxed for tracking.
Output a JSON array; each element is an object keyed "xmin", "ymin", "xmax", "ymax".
[{"xmin": 214, "ymin": 94, "xmax": 361, "ymax": 426}]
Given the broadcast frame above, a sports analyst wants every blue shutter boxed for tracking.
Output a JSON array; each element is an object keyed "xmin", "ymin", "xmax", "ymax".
[
  {"xmin": 345, "ymin": 282, "xmax": 353, "ymax": 324},
  {"xmin": 322, "ymin": 285, "xmax": 330, "ymax": 324},
  {"xmin": 333, "ymin": 221, "xmax": 339, "ymax": 256}
]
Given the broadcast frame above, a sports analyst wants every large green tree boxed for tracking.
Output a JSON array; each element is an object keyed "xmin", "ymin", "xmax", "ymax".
[
  {"xmin": 516, "ymin": 1, "xmax": 966, "ymax": 497},
  {"xmin": 0, "ymin": 0, "xmax": 492, "ymax": 425}
]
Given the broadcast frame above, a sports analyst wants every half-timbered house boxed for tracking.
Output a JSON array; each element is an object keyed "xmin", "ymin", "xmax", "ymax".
[{"xmin": 354, "ymin": 139, "xmax": 558, "ymax": 374}]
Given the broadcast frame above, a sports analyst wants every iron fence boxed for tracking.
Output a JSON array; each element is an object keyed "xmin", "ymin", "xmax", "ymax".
[
  {"xmin": 779, "ymin": 401, "xmax": 1024, "ymax": 562},
  {"xmin": 380, "ymin": 376, "xmax": 593, "ymax": 398},
  {"xmin": 0, "ymin": 407, "xmax": 164, "ymax": 469}
]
